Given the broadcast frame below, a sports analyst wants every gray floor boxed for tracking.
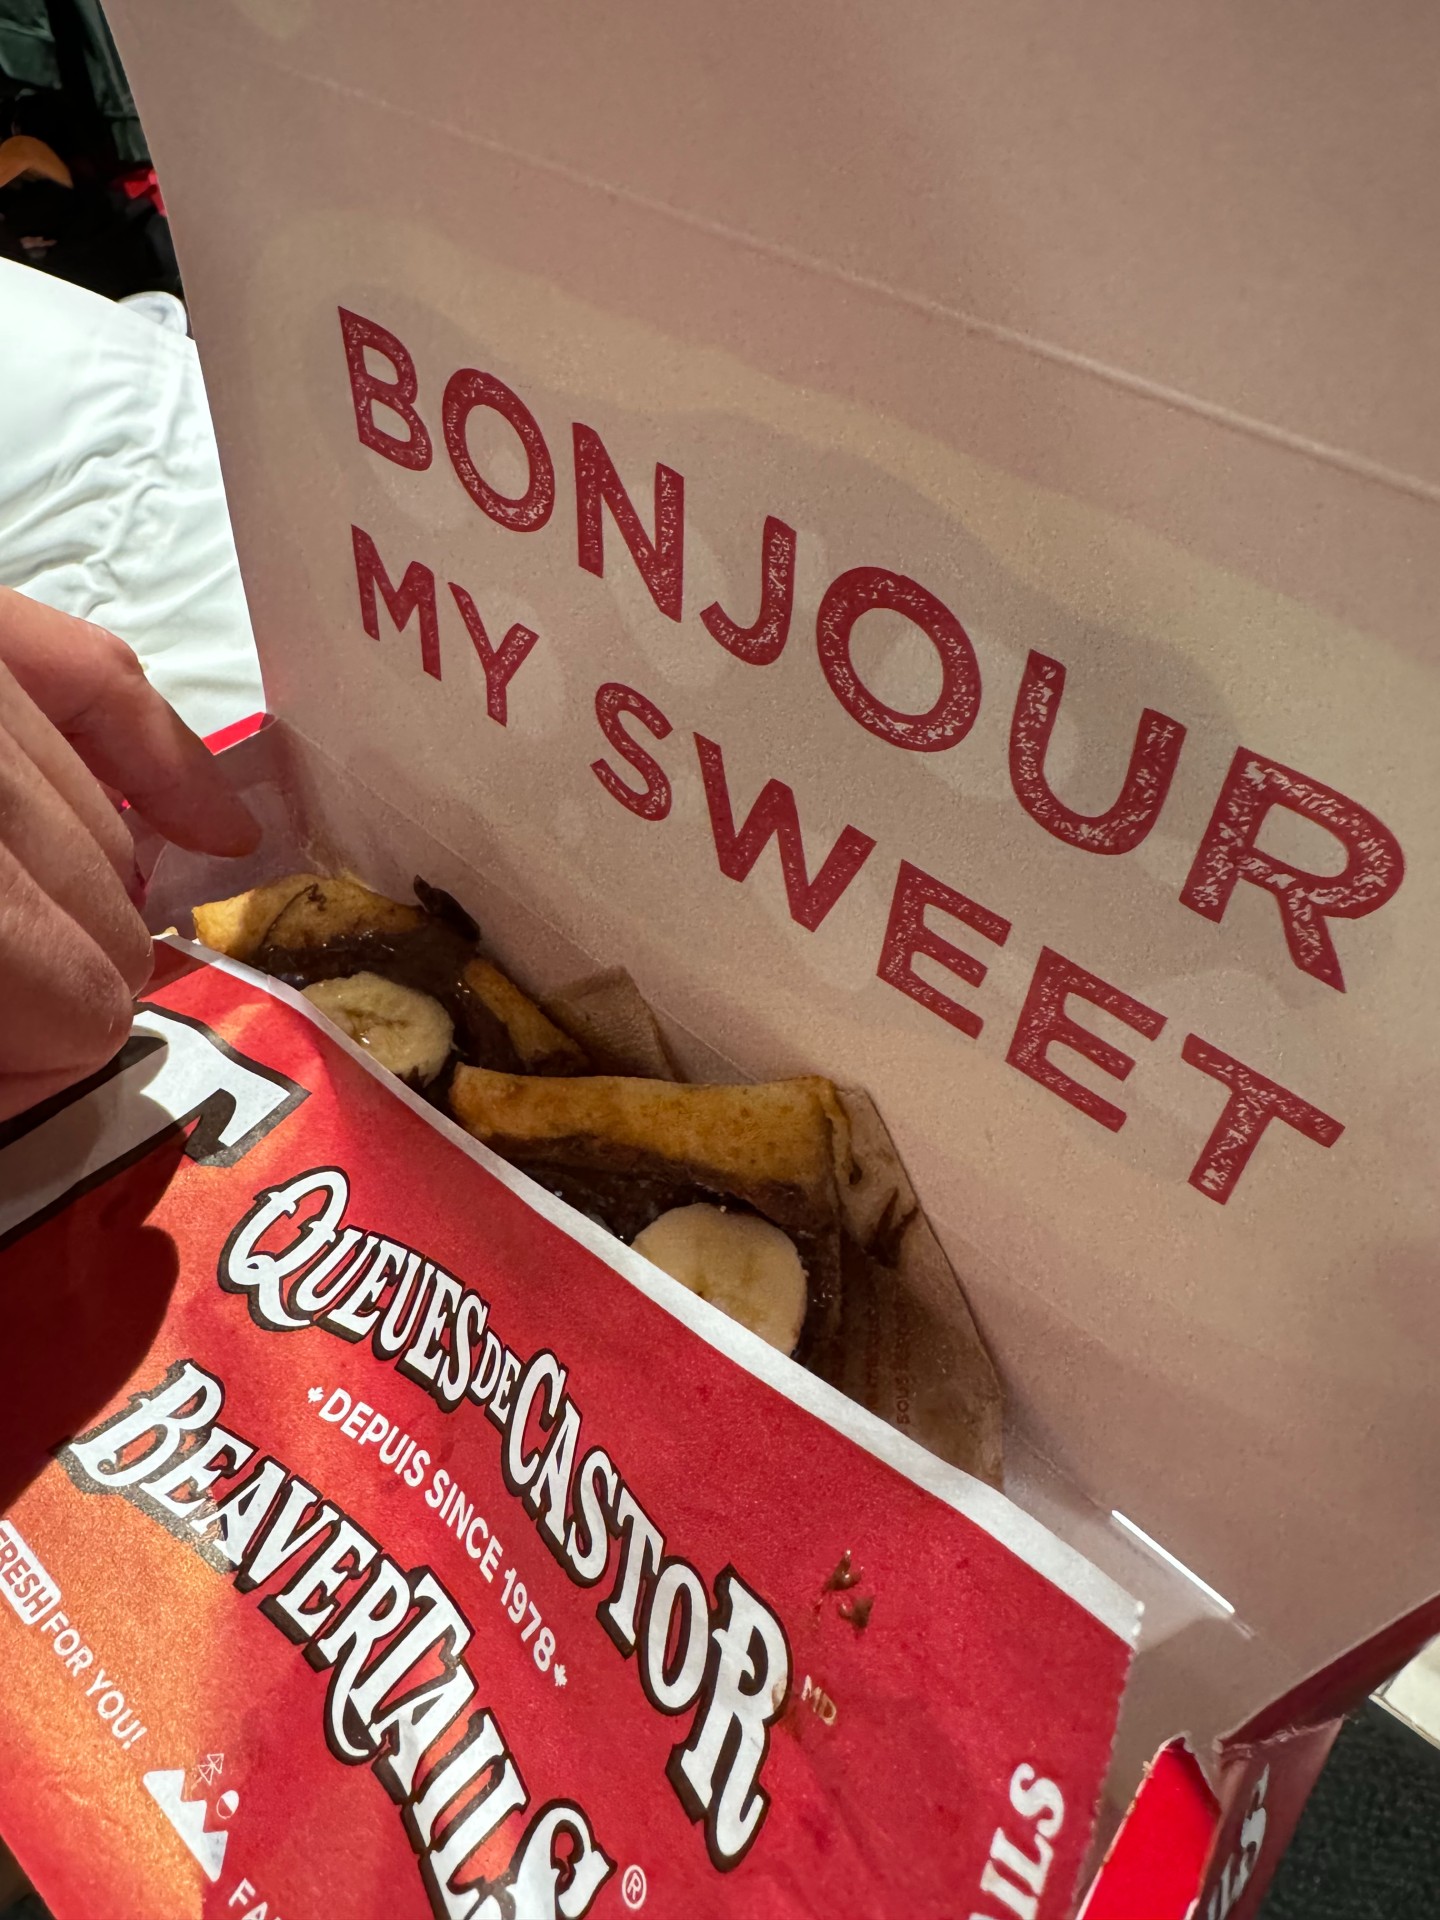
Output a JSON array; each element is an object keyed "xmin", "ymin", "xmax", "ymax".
[{"xmin": 1259, "ymin": 1703, "xmax": 1440, "ymax": 1920}]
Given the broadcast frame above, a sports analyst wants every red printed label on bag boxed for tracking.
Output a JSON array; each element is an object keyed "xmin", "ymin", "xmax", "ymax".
[{"xmin": 0, "ymin": 953, "xmax": 1135, "ymax": 1919}]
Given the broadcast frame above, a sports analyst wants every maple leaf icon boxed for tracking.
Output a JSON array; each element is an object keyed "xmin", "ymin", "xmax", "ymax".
[
  {"xmin": 553, "ymin": 1665, "xmax": 567, "ymax": 1688},
  {"xmin": 307, "ymin": 1388, "xmax": 324, "ymax": 1403}
]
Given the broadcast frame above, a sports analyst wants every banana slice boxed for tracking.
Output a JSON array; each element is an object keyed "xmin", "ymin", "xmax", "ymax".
[
  {"xmin": 631, "ymin": 1203, "xmax": 807, "ymax": 1355},
  {"xmin": 302, "ymin": 972, "xmax": 454, "ymax": 1085}
]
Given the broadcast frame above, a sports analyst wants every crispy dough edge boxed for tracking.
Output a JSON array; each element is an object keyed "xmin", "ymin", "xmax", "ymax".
[
  {"xmin": 450, "ymin": 1067, "xmax": 839, "ymax": 1203},
  {"xmin": 464, "ymin": 958, "xmax": 589, "ymax": 1071},
  {"xmin": 191, "ymin": 873, "xmax": 319, "ymax": 960},
  {"xmin": 261, "ymin": 875, "xmax": 426, "ymax": 947}
]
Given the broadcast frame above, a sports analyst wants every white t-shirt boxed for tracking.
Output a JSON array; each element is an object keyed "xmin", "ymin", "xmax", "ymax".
[{"xmin": 0, "ymin": 258, "xmax": 264, "ymax": 739}]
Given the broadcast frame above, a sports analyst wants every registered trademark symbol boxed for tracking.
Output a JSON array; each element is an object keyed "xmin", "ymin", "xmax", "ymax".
[{"xmin": 620, "ymin": 1864, "xmax": 647, "ymax": 1910}]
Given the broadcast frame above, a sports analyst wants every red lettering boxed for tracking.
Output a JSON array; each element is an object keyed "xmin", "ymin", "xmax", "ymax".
[
  {"xmin": 1006, "ymin": 948, "xmax": 1166, "ymax": 1131},
  {"xmin": 699, "ymin": 517, "xmax": 797, "ymax": 665},
  {"xmin": 591, "ymin": 683, "xmax": 673, "ymax": 820},
  {"xmin": 876, "ymin": 862, "xmax": 1010, "ymax": 1038},
  {"xmin": 694, "ymin": 734, "xmax": 875, "ymax": 931},
  {"xmin": 351, "ymin": 526, "xmax": 440, "ymax": 680},
  {"xmin": 573, "ymin": 423, "xmax": 684, "ymax": 621},
  {"xmin": 447, "ymin": 585, "xmax": 539, "ymax": 725},
  {"xmin": 1009, "ymin": 651, "xmax": 1186, "ymax": 853},
  {"xmin": 1181, "ymin": 1034, "xmax": 1343, "ymax": 1203},
  {"xmin": 338, "ymin": 308, "xmax": 432, "ymax": 471},
  {"xmin": 815, "ymin": 567, "xmax": 981, "ymax": 752},
  {"xmin": 1180, "ymin": 749, "xmax": 1404, "ymax": 991},
  {"xmin": 442, "ymin": 368, "xmax": 554, "ymax": 531}
]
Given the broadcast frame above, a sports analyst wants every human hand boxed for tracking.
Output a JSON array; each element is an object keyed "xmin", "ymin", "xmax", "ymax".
[{"xmin": 0, "ymin": 587, "xmax": 260, "ymax": 1121}]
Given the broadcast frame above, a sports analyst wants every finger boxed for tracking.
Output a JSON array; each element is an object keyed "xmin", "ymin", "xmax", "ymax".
[
  {"xmin": 0, "ymin": 839, "xmax": 136, "ymax": 1090},
  {"xmin": 0, "ymin": 720, "xmax": 152, "ymax": 994},
  {"xmin": 0, "ymin": 1063, "xmax": 116, "ymax": 1126},
  {"xmin": 0, "ymin": 589, "xmax": 260, "ymax": 856},
  {"xmin": 0, "ymin": 660, "xmax": 139, "ymax": 888}
]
